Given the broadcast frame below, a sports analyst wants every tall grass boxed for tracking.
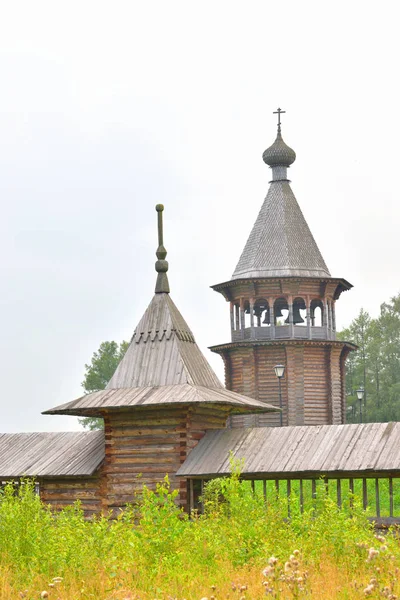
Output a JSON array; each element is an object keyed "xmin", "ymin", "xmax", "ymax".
[{"xmin": 0, "ymin": 476, "xmax": 399, "ymax": 599}]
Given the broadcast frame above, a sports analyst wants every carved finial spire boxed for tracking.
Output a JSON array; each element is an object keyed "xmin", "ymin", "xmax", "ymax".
[{"xmin": 155, "ymin": 204, "xmax": 170, "ymax": 294}]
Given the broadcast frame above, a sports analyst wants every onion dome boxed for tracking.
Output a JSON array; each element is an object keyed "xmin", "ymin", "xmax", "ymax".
[{"xmin": 262, "ymin": 130, "xmax": 296, "ymax": 167}]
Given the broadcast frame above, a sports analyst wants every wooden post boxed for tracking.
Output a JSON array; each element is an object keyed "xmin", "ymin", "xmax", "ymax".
[
  {"xmin": 389, "ymin": 478, "xmax": 394, "ymax": 517},
  {"xmin": 250, "ymin": 298, "xmax": 255, "ymax": 338},
  {"xmin": 287, "ymin": 480, "xmax": 291, "ymax": 518},
  {"xmin": 375, "ymin": 479, "xmax": 380, "ymax": 518},
  {"xmin": 288, "ymin": 295, "xmax": 294, "ymax": 337},
  {"xmin": 189, "ymin": 479, "xmax": 194, "ymax": 513},
  {"xmin": 251, "ymin": 480, "xmax": 255, "ymax": 494},
  {"xmin": 275, "ymin": 479, "xmax": 279, "ymax": 499},
  {"xmin": 311, "ymin": 479, "xmax": 317, "ymax": 516},
  {"xmin": 306, "ymin": 296, "xmax": 312, "ymax": 339},
  {"xmin": 235, "ymin": 304, "xmax": 240, "ymax": 331},
  {"xmin": 230, "ymin": 302, "xmax": 235, "ymax": 338},
  {"xmin": 324, "ymin": 299, "xmax": 329, "ymax": 338},
  {"xmin": 263, "ymin": 480, "xmax": 267, "ymax": 502},
  {"xmin": 299, "ymin": 479, "xmax": 304, "ymax": 513},
  {"xmin": 337, "ymin": 479, "xmax": 342, "ymax": 508},
  {"xmin": 349, "ymin": 478, "xmax": 354, "ymax": 509},
  {"xmin": 332, "ymin": 301, "xmax": 336, "ymax": 332},
  {"xmin": 269, "ymin": 298, "xmax": 275, "ymax": 340},
  {"xmin": 240, "ymin": 298, "xmax": 245, "ymax": 338},
  {"xmin": 362, "ymin": 478, "xmax": 368, "ymax": 510}
]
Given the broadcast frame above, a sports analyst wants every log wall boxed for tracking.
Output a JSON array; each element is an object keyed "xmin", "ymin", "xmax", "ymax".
[
  {"xmin": 101, "ymin": 405, "xmax": 228, "ymax": 514},
  {"xmin": 40, "ymin": 476, "xmax": 101, "ymax": 517},
  {"xmin": 224, "ymin": 342, "xmax": 348, "ymax": 428}
]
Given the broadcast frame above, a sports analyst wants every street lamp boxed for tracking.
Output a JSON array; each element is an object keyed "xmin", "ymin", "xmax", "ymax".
[
  {"xmin": 356, "ymin": 387, "xmax": 364, "ymax": 423},
  {"xmin": 274, "ymin": 364, "xmax": 285, "ymax": 426}
]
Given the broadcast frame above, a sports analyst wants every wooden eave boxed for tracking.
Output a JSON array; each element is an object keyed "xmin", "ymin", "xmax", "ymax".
[
  {"xmin": 209, "ymin": 339, "xmax": 358, "ymax": 354},
  {"xmin": 211, "ymin": 276, "xmax": 353, "ymax": 298},
  {"xmin": 42, "ymin": 384, "xmax": 279, "ymax": 418}
]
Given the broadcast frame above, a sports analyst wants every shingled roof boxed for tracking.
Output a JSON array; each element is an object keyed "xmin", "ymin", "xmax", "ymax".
[
  {"xmin": 44, "ymin": 206, "xmax": 278, "ymax": 418},
  {"xmin": 106, "ymin": 293, "xmax": 222, "ymax": 389},
  {"xmin": 232, "ymin": 128, "xmax": 330, "ymax": 280}
]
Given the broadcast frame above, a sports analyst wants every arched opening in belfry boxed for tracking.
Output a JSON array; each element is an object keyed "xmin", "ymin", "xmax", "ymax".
[
  {"xmin": 292, "ymin": 297, "xmax": 307, "ymax": 326},
  {"xmin": 310, "ymin": 299, "xmax": 323, "ymax": 327},
  {"xmin": 253, "ymin": 299, "xmax": 270, "ymax": 327},
  {"xmin": 274, "ymin": 297, "xmax": 289, "ymax": 326}
]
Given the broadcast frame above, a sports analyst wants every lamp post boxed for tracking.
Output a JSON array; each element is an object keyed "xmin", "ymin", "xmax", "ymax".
[
  {"xmin": 274, "ymin": 364, "xmax": 285, "ymax": 426},
  {"xmin": 356, "ymin": 387, "xmax": 364, "ymax": 423}
]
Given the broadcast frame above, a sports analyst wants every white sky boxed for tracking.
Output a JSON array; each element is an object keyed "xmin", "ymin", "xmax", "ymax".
[{"xmin": 1, "ymin": 1, "xmax": 400, "ymax": 432}]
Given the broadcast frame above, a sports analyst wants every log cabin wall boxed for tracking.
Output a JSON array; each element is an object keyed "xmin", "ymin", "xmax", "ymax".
[
  {"xmin": 303, "ymin": 346, "xmax": 330, "ymax": 425},
  {"xmin": 40, "ymin": 475, "xmax": 101, "ymax": 518},
  {"xmin": 101, "ymin": 405, "xmax": 228, "ymax": 515},
  {"xmin": 227, "ymin": 345, "xmax": 287, "ymax": 427},
  {"xmin": 220, "ymin": 342, "xmax": 349, "ymax": 428}
]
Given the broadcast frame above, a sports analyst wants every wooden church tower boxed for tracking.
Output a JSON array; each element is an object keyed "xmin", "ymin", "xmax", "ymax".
[{"xmin": 210, "ymin": 110, "xmax": 356, "ymax": 427}]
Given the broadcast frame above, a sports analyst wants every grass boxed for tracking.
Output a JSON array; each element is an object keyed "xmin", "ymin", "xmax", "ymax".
[{"xmin": 0, "ymin": 476, "xmax": 399, "ymax": 599}]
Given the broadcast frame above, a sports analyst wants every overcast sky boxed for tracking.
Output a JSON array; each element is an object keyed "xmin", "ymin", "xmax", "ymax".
[{"xmin": 2, "ymin": 1, "xmax": 400, "ymax": 432}]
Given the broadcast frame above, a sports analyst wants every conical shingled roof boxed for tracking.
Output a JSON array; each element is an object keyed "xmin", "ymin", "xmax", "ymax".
[
  {"xmin": 106, "ymin": 293, "xmax": 222, "ymax": 389},
  {"xmin": 232, "ymin": 127, "xmax": 330, "ymax": 280}
]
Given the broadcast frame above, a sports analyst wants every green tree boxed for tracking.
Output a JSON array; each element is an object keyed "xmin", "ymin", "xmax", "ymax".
[
  {"xmin": 80, "ymin": 340, "xmax": 129, "ymax": 430},
  {"xmin": 339, "ymin": 293, "xmax": 400, "ymax": 423}
]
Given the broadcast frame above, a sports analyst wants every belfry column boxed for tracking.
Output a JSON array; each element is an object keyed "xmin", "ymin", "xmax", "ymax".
[
  {"xmin": 288, "ymin": 295, "xmax": 294, "ymax": 337},
  {"xmin": 230, "ymin": 302, "xmax": 235, "ymax": 338},
  {"xmin": 269, "ymin": 298, "xmax": 275, "ymax": 339},
  {"xmin": 250, "ymin": 298, "xmax": 255, "ymax": 339},
  {"xmin": 306, "ymin": 296, "xmax": 312, "ymax": 339}
]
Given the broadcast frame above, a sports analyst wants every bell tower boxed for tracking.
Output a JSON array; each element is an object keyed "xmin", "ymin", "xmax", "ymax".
[{"xmin": 210, "ymin": 110, "xmax": 356, "ymax": 427}]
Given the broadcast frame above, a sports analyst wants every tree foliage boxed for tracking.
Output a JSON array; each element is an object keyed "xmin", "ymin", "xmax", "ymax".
[
  {"xmin": 338, "ymin": 292, "xmax": 400, "ymax": 423},
  {"xmin": 80, "ymin": 340, "xmax": 129, "ymax": 430}
]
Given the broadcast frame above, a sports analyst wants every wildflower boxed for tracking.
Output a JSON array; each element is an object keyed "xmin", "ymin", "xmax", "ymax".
[
  {"xmin": 366, "ymin": 547, "xmax": 379, "ymax": 562},
  {"xmin": 293, "ymin": 549, "xmax": 300, "ymax": 556},
  {"xmin": 381, "ymin": 545, "xmax": 388, "ymax": 552},
  {"xmin": 240, "ymin": 585, "xmax": 247, "ymax": 591},
  {"xmin": 52, "ymin": 578, "xmax": 63, "ymax": 583},
  {"xmin": 364, "ymin": 584, "xmax": 374, "ymax": 595},
  {"xmin": 262, "ymin": 566, "xmax": 274, "ymax": 577},
  {"xmin": 40, "ymin": 593, "xmax": 49, "ymax": 599},
  {"xmin": 375, "ymin": 534, "xmax": 385, "ymax": 543},
  {"xmin": 268, "ymin": 556, "xmax": 278, "ymax": 566},
  {"xmin": 284, "ymin": 561, "xmax": 291, "ymax": 572}
]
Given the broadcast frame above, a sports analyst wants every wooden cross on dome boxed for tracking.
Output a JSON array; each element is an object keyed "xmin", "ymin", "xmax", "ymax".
[{"xmin": 273, "ymin": 107, "xmax": 286, "ymax": 132}]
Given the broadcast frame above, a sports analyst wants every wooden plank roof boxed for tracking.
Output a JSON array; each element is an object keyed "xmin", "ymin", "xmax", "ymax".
[
  {"xmin": 177, "ymin": 422, "xmax": 400, "ymax": 477},
  {"xmin": 43, "ymin": 384, "xmax": 278, "ymax": 417},
  {"xmin": 0, "ymin": 431, "xmax": 104, "ymax": 477}
]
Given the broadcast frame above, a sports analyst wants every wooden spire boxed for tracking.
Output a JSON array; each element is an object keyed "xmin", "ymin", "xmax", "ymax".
[{"xmin": 155, "ymin": 204, "xmax": 170, "ymax": 293}]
